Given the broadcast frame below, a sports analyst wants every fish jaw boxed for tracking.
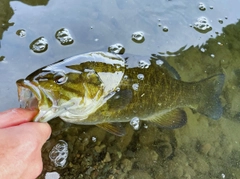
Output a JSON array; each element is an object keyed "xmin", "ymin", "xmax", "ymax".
[
  {"xmin": 16, "ymin": 79, "xmax": 58, "ymax": 122},
  {"xmin": 16, "ymin": 79, "xmax": 41, "ymax": 109}
]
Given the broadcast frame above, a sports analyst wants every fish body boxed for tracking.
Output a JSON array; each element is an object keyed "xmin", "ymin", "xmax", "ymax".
[{"xmin": 16, "ymin": 52, "xmax": 225, "ymax": 136}]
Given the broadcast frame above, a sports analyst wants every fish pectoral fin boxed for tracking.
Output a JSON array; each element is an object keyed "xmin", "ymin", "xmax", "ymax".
[
  {"xmin": 107, "ymin": 89, "xmax": 133, "ymax": 110},
  {"xmin": 147, "ymin": 108, "xmax": 187, "ymax": 129},
  {"xmin": 96, "ymin": 123, "xmax": 126, "ymax": 136}
]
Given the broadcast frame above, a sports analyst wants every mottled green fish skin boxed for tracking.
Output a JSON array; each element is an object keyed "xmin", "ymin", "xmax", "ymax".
[{"xmin": 16, "ymin": 51, "xmax": 225, "ymax": 133}]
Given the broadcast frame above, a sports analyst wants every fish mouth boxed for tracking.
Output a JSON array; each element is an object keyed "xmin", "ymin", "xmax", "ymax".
[
  {"xmin": 16, "ymin": 79, "xmax": 60, "ymax": 122},
  {"xmin": 16, "ymin": 79, "xmax": 41, "ymax": 110}
]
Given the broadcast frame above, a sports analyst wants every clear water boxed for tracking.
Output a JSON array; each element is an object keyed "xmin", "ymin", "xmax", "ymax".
[{"xmin": 0, "ymin": 0, "xmax": 240, "ymax": 178}]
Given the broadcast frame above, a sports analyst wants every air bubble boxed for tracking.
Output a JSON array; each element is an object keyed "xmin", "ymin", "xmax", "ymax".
[
  {"xmin": 200, "ymin": 48, "xmax": 206, "ymax": 52},
  {"xmin": 55, "ymin": 28, "xmax": 74, "ymax": 46},
  {"xmin": 108, "ymin": 43, "xmax": 125, "ymax": 54},
  {"xmin": 132, "ymin": 83, "xmax": 139, "ymax": 91},
  {"xmin": 218, "ymin": 19, "xmax": 223, "ymax": 24},
  {"xmin": 193, "ymin": 16, "xmax": 212, "ymax": 33},
  {"xmin": 137, "ymin": 74, "xmax": 144, "ymax": 80},
  {"xmin": 130, "ymin": 117, "xmax": 140, "ymax": 130},
  {"xmin": 45, "ymin": 172, "xmax": 60, "ymax": 179},
  {"xmin": 156, "ymin": 60, "xmax": 164, "ymax": 66},
  {"xmin": 116, "ymin": 87, "xmax": 120, "ymax": 92},
  {"xmin": 49, "ymin": 140, "xmax": 68, "ymax": 167},
  {"xmin": 138, "ymin": 60, "xmax": 150, "ymax": 69},
  {"xmin": 143, "ymin": 123, "xmax": 148, "ymax": 129},
  {"xmin": 123, "ymin": 75, "xmax": 128, "ymax": 80},
  {"xmin": 29, "ymin": 37, "xmax": 48, "ymax": 53},
  {"xmin": 162, "ymin": 26, "xmax": 168, "ymax": 32},
  {"xmin": 16, "ymin": 29, "xmax": 26, "ymax": 37},
  {"xmin": 131, "ymin": 31, "xmax": 145, "ymax": 43},
  {"xmin": 199, "ymin": 2, "xmax": 206, "ymax": 11},
  {"xmin": 92, "ymin": 137, "xmax": 97, "ymax": 142}
]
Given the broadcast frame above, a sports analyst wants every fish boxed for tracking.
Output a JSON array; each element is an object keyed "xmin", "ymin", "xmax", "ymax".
[{"xmin": 16, "ymin": 51, "xmax": 225, "ymax": 136}]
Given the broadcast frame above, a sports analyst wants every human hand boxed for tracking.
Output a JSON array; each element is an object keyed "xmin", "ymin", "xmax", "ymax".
[{"xmin": 0, "ymin": 108, "xmax": 51, "ymax": 179}]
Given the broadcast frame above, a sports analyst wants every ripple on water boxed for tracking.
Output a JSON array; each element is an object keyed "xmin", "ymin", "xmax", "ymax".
[
  {"xmin": 193, "ymin": 16, "xmax": 212, "ymax": 33},
  {"xmin": 16, "ymin": 29, "xmax": 26, "ymax": 38},
  {"xmin": 131, "ymin": 31, "xmax": 145, "ymax": 43},
  {"xmin": 108, "ymin": 43, "xmax": 125, "ymax": 54},
  {"xmin": 49, "ymin": 140, "xmax": 68, "ymax": 167},
  {"xmin": 29, "ymin": 37, "xmax": 48, "ymax": 53},
  {"xmin": 55, "ymin": 28, "xmax": 74, "ymax": 46}
]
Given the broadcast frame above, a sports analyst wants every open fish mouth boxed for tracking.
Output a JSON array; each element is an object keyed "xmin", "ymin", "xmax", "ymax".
[
  {"xmin": 16, "ymin": 79, "xmax": 41, "ymax": 110},
  {"xmin": 16, "ymin": 79, "xmax": 63, "ymax": 122}
]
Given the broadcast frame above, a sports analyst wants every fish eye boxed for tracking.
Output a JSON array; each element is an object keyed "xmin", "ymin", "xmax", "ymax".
[{"xmin": 54, "ymin": 72, "xmax": 67, "ymax": 84}]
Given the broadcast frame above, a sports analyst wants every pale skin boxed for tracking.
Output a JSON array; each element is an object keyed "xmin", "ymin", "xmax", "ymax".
[{"xmin": 0, "ymin": 108, "xmax": 51, "ymax": 179}]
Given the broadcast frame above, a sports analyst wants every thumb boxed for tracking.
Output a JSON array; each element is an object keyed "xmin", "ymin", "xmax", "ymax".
[
  {"xmin": 28, "ymin": 122, "xmax": 52, "ymax": 143},
  {"xmin": 0, "ymin": 108, "xmax": 38, "ymax": 129}
]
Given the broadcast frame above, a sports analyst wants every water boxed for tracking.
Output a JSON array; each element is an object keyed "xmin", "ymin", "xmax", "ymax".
[{"xmin": 0, "ymin": 0, "xmax": 240, "ymax": 178}]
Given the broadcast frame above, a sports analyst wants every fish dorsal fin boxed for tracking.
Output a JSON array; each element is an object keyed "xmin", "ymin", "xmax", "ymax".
[
  {"xmin": 146, "ymin": 109, "xmax": 187, "ymax": 129},
  {"xmin": 96, "ymin": 123, "xmax": 126, "ymax": 136}
]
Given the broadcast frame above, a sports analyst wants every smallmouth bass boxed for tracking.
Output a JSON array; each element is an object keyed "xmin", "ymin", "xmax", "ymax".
[{"xmin": 16, "ymin": 52, "xmax": 225, "ymax": 136}]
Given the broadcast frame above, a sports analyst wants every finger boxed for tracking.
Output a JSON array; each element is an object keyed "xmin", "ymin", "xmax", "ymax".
[
  {"xmin": 36, "ymin": 123, "xmax": 52, "ymax": 142},
  {"xmin": 0, "ymin": 108, "xmax": 38, "ymax": 129},
  {"xmin": 21, "ymin": 122, "xmax": 52, "ymax": 144}
]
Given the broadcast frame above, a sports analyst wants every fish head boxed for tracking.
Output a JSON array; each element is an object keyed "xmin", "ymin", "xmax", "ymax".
[{"xmin": 16, "ymin": 52, "xmax": 126, "ymax": 123}]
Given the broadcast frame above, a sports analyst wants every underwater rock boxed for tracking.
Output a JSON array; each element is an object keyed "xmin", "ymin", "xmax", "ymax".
[
  {"xmin": 116, "ymin": 125, "xmax": 134, "ymax": 151},
  {"xmin": 120, "ymin": 158, "xmax": 133, "ymax": 172},
  {"xmin": 128, "ymin": 170, "xmax": 152, "ymax": 179},
  {"xmin": 199, "ymin": 143, "xmax": 212, "ymax": 155},
  {"xmin": 138, "ymin": 124, "xmax": 158, "ymax": 145},
  {"xmin": 135, "ymin": 147, "xmax": 158, "ymax": 169}
]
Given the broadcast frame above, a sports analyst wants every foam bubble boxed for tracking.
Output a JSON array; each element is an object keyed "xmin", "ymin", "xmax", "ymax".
[
  {"xmin": 193, "ymin": 16, "xmax": 212, "ymax": 33},
  {"xmin": 49, "ymin": 140, "xmax": 68, "ymax": 167},
  {"xmin": 199, "ymin": 2, "xmax": 206, "ymax": 11},
  {"xmin": 132, "ymin": 31, "xmax": 145, "ymax": 43},
  {"xmin": 130, "ymin": 117, "xmax": 140, "ymax": 130},
  {"xmin": 108, "ymin": 43, "xmax": 125, "ymax": 54},
  {"xmin": 29, "ymin": 37, "xmax": 48, "ymax": 53},
  {"xmin": 137, "ymin": 74, "xmax": 144, "ymax": 80},
  {"xmin": 132, "ymin": 83, "xmax": 139, "ymax": 91},
  {"xmin": 55, "ymin": 28, "xmax": 74, "ymax": 45},
  {"xmin": 16, "ymin": 29, "xmax": 26, "ymax": 37},
  {"xmin": 45, "ymin": 172, "xmax": 60, "ymax": 179}
]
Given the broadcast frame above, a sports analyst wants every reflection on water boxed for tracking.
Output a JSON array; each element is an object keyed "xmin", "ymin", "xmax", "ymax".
[{"xmin": 0, "ymin": 0, "xmax": 240, "ymax": 178}]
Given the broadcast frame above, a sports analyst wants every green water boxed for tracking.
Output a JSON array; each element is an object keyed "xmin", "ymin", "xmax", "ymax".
[{"xmin": 0, "ymin": 0, "xmax": 240, "ymax": 178}]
